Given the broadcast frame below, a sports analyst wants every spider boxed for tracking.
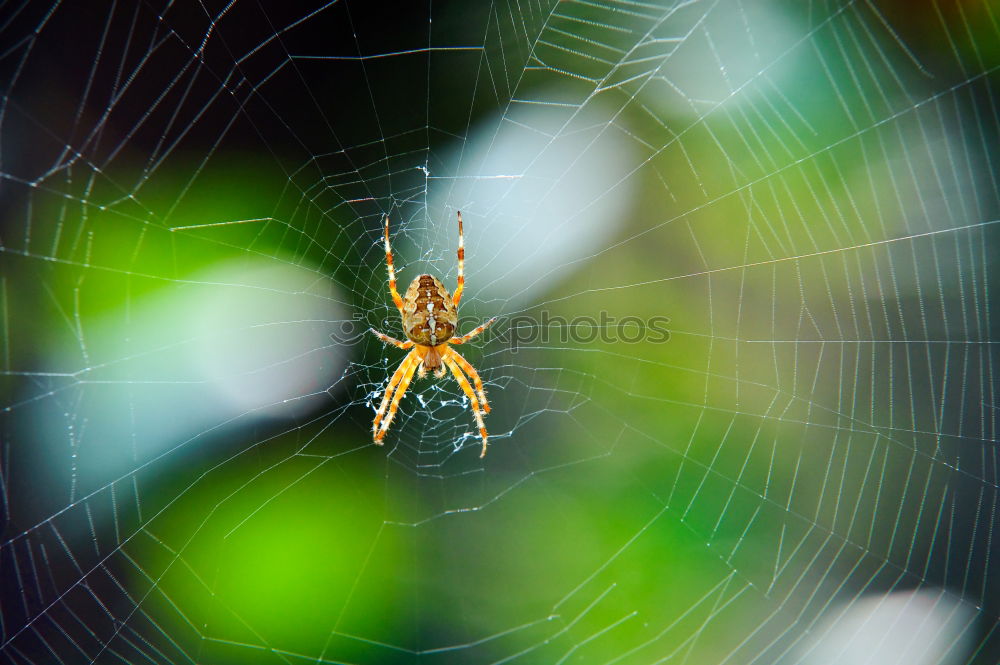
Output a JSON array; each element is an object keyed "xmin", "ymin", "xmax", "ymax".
[{"xmin": 370, "ymin": 212, "xmax": 497, "ymax": 457}]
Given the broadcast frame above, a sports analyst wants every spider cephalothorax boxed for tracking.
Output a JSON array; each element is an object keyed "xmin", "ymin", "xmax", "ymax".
[{"xmin": 369, "ymin": 212, "xmax": 496, "ymax": 457}]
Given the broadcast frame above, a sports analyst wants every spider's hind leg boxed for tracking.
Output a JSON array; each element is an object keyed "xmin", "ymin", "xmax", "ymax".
[
  {"xmin": 453, "ymin": 211, "xmax": 465, "ymax": 306},
  {"xmin": 383, "ymin": 215, "xmax": 405, "ymax": 314},
  {"xmin": 449, "ymin": 317, "xmax": 497, "ymax": 346},
  {"xmin": 370, "ymin": 328, "xmax": 413, "ymax": 350}
]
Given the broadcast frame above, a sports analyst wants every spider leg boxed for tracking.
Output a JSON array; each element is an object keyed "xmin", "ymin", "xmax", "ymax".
[
  {"xmin": 384, "ymin": 215, "xmax": 404, "ymax": 313},
  {"xmin": 373, "ymin": 349, "xmax": 420, "ymax": 443},
  {"xmin": 443, "ymin": 346, "xmax": 490, "ymax": 413},
  {"xmin": 442, "ymin": 353, "xmax": 489, "ymax": 457},
  {"xmin": 453, "ymin": 211, "xmax": 465, "ymax": 306},
  {"xmin": 375, "ymin": 349, "xmax": 422, "ymax": 443},
  {"xmin": 370, "ymin": 328, "xmax": 414, "ymax": 350},
  {"xmin": 449, "ymin": 317, "xmax": 497, "ymax": 345}
]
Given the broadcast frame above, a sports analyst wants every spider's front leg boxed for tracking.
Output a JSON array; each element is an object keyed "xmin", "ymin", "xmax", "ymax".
[
  {"xmin": 444, "ymin": 346, "xmax": 490, "ymax": 413},
  {"xmin": 442, "ymin": 352, "xmax": 489, "ymax": 457},
  {"xmin": 373, "ymin": 349, "xmax": 420, "ymax": 443}
]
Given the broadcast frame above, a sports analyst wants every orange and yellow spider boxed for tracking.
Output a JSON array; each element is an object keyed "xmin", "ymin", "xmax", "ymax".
[{"xmin": 370, "ymin": 212, "xmax": 497, "ymax": 457}]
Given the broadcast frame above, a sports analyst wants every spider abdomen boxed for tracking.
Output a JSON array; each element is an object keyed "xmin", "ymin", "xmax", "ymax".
[{"xmin": 402, "ymin": 274, "xmax": 457, "ymax": 346}]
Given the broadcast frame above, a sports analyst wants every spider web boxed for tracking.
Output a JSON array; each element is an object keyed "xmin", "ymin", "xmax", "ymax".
[{"xmin": 1, "ymin": 1, "xmax": 998, "ymax": 663}]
